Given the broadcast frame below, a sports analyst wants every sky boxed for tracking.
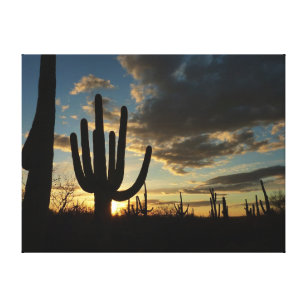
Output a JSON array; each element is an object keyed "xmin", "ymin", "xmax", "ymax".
[{"xmin": 22, "ymin": 55, "xmax": 285, "ymax": 216}]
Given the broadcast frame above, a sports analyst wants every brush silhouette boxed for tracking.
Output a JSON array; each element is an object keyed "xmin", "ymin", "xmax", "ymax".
[
  {"xmin": 70, "ymin": 94, "xmax": 152, "ymax": 221},
  {"xmin": 22, "ymin": 55, "xmax": 56, "ymax": 218}
]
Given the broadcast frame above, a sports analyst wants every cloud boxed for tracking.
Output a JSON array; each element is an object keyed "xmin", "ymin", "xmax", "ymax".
[
  {"xmin": 70, "ymin": 115, "xmax": 78, "ymax": 120},
  {"xmin": 70, "ymin": 74, "xmax": 115, "ymax": 95},
  {"xmin": 130, "ymin": 84, "xmax": 157, "ymax": 103},
  {"xmin": 60, "ymin": 115, "xmax": 66, "ymax": 119},
  {"xmin": 61, "ymin": 105, "xmax": 69, "ymax": 112},
  {"xmin": 118, "ymin": 55, "xmax": 285, "ymax": 174},
  {"xmin": 271, "ymin": 121, "xmax": 285, "ymax": 135},
  {"xmin": 207, "ymin": 165, "xmax": 285, "ymax": 185},
  {"xmin": 81, "ymin": 97, "xmax": 119, "ymax": 122},
  {"xmin": 128, "ymin": 128, "xmax": 284, "ymax": 174},
  {"xmin": 182, "ymin": 165, "xmax": 285, "ymax": 194},
  {"xmin": 54, "ymin": 134, "xmax": 71, "ymax": 152},
  {"xmin": 56, "ymin": 98, "xmax": 61, "ymax": 106}
]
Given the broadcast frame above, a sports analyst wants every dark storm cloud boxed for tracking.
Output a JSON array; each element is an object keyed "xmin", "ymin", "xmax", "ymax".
[
  {"xmin": 207, "ymin": 165, "xmax": 285, "ymax": 185},
  {"xmin": 152, "ymin": 129, "xmax": 281, "ymax": 174},
  {"xmin": 118, "ymin": 55, "xmax": 285, "ymax": 173},
  {"xmin": 182, "ymin": 165, "xmax": 285, "ymax": 194},
  {"xmin": 119, "ymin": 55, "xmax": 285, "ymax": 139}
]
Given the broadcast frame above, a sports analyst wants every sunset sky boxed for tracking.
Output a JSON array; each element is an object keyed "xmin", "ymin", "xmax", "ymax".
[{"xmin": 22, "ymin": 55, "xmax": 285, "ymax": 216}]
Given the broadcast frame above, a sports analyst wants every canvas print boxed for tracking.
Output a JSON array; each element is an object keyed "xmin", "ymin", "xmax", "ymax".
[{"xmin": 22, "ymin": 55, "xmax": 285, "ymax": 252}]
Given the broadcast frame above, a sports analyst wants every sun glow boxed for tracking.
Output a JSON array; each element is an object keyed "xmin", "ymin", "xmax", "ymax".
[{"xmin": 111, "ymin": 200, "xmax": 126, "ymax": 216}]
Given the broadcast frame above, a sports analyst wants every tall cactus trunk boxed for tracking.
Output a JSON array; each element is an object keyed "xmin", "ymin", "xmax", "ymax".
[
  {"xmin": 22, "ymin": 55, "xmax": 56, "ymax": 219},
  {"xmin": 94, "ymin": 192, "xmax": 112, "ymax": 221}
]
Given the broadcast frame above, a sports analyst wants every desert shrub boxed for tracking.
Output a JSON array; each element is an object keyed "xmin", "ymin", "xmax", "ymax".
[{"xmin": 269, "ymin": 191, "xmax": 285, "ymax": 211}]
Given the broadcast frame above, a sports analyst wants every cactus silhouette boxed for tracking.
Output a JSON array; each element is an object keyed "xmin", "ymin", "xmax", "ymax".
[
  {"xmin": 124, "ymin": 199, "xmax": 131, "ymax": 215},
  {"xmin": 244, "ymin": 199, "xmax": 250, "ymax": 216},
  {"xmin": 174, "ymin": 192, "xmax": 189, "ymax": 217},
  {"xmin": 259, "ymin": 199, "xmax": 266, "ymax": 214},
  {"xmin": 70, "ymin": 94, "xmax": 152, "ymax": 221},
  {"xmin": 222, "ymin": 197, "xmax": 229, "ymax": 218},
  {"xmin": 260, "ymin": 180, "xmax": 271, "ymax": 213},
  {"xmin": 138, "ymin": 183, "xmax": 153, "ymax": 216},
  {"xmin": 255, "ymin": 195, "xmax": 260, "ymax": 216},
  {"xmin": 209, "ymin": 188, "xmax": 218, "ymax": 219},
  {"xmin": 131, "ymin": 197, "xmax": 141, "ymax": 216},
  {"xmin": 22, "ymin": 55, "xmax": 56, "ymax": 218}
]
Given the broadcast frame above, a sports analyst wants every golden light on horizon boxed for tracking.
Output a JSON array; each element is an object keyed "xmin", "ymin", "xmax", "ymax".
[{"xmin": 111, "ymin": 200, "xmax": 126, "ymax": 216}]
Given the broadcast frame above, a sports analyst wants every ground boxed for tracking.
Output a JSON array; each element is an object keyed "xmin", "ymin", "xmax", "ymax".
[{"xmin": 22, "ymin": 211, "xmax": 285, "ymax": 252}]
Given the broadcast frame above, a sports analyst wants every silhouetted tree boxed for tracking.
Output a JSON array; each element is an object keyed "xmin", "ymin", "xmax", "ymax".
[
  {"xmin": 22, "ymin": 55, "xmax": 56, "ymax": 219},
  {"xmin": 50, "ymin": 175, "xmax": 76, "ymax": 213},
  {"xmin": 70, "ymin": 94, "xmax": 152, "ymax": 222}
]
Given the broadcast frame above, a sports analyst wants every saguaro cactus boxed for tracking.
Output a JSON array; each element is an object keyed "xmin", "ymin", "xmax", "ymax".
[
  {"xmin": 124, "ymin": 199, "xmax": 131, "ymax": 215},
  {"xmin": 209, "ymin": 188, "xmax": 218, "ymax": 219},
  {"xmin": 244, "ymin": 199, "xmax": 250, "ymax": 216},
  {"xmin": 260, "ymin": 180, "xmax": 271, "ymax": 213},
  {"xmin": 22, "ymin": 55, "xmax": 56, "ymax": 218},
  {"xmin": 138, "ymin": 183, "xmax": 153, "ymax": 216},
  {"xmin": 174, "ymin": 192, "xmax": 189, "ymax": 217},
  {"xmin": 222, "ymin": 197, "xmax": 229, "ymax": 218},
  {"xmin": 259, "ymin": 199, "xmax": 266, "ymax": 214},
  {"xmin": 70, "ymin": 94, "xmax": 152, "ymax": 221},
  {"xmin": 131, "ymin": 197, "xmax": 141, "ymax": 216},
  {"xmin": 255, "ymin": 195, "xmax": 260, "ymax": 216}
]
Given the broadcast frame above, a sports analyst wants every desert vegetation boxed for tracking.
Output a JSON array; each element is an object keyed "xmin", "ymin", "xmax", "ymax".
[{"xmin": 22, "ymin": 55, "xmax": 285, "ymax": 252}]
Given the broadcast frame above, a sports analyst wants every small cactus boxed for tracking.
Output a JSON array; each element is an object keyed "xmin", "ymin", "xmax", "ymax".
[
  {"xmin": 138, "ymin": 183, "xmax": 153, "ymax": 216},
  {"xmin": 174, "ymin": 192, "xmax": 189, "ymax": 217},
  {"xmin": 260, "ymin": 180, "xmax": 271, "ymax": 213},
  {"xmin": 222, "ymin": 197, "xmax": 229, "ymax": 218},
  {"xmin": 244, "ymin": 199, "xmax": 250, "ymax": 216},
  {"xmin": 255, "ymin": 195, "xmax": 260, "ymax": 216},
  {"xmin": 131, "ymin": 197, "xmax": 141, "ymax": 216},
  {"xmin": 259, "ymin": 200, "xmax": 266, "ymax": 214},
  {"xmin": 124, "ymin": 199, "xmax": 131, "ymax": 215},
  {"xmin": 209, "ymin": 188, "xmax": 218, "ymax": 219}
]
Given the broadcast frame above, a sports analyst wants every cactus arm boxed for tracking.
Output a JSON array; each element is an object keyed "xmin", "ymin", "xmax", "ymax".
[
  {"xmin": 113, "ymin": 106, "xmax": 128, "ymax": 190},
  {"xmin": 184, "ymin": 204, "xmax": 190, "ymax": 215},
  {"xmin": 108, "ymin": 131, "xmax": 116, "ymax": 180},
  {"xmin": 259, "ymin": 199, "xmax": 266, "ymax": 214},
  {"xmin": 148, "ymin": 207, "xmax": 154, "ymax": 212},
  {"xmin": 80, "ymin": 119, "xmax": 94, "ymax": 178},
  {"xmin": 260, "ymin": 180, "xmax": 270, "ymax": 211},
  {"xmin": 111, "ymin": 146, "xmax": 152, "ymax": 201},
  {"xmin": 136, "ymin": 196, "xmax": 143, "ymax": 211},
  {"xmin": 93, "ymin": 94, "xmax": 107, "ymax": 183},
  {"xmin": 70, "ymin": 133, "xmax": 94, "ymax": 193}
]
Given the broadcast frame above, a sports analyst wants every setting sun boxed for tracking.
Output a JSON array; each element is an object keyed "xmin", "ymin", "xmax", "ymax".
[{"xmin": 111, "ymin": 201, "xmax": 126, "ymax": 216}]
